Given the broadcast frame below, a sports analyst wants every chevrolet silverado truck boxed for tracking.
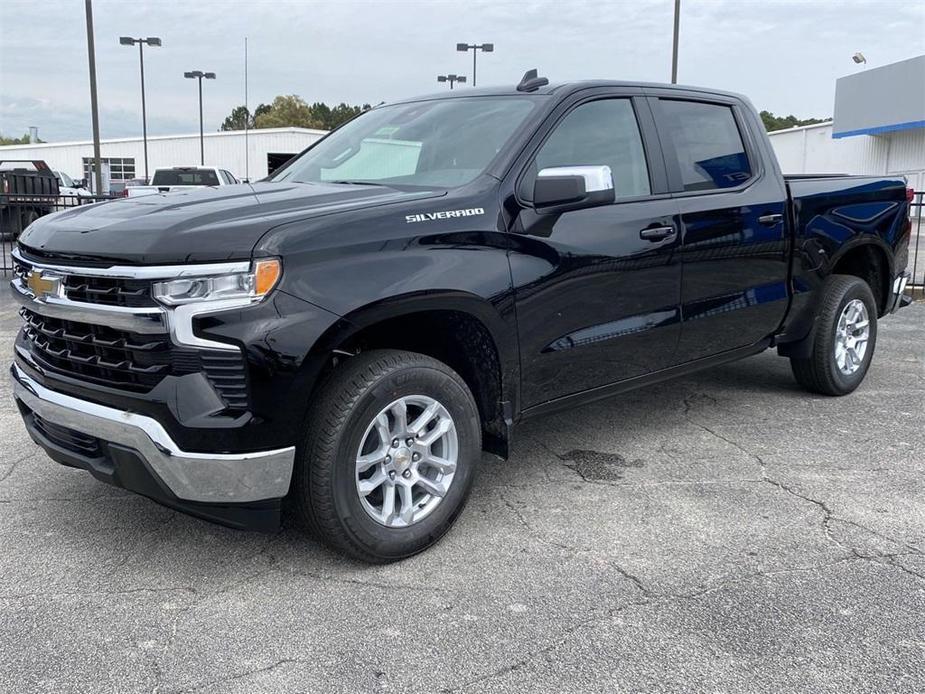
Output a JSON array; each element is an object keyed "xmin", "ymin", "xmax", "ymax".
[{"xmin": 10, "ymin": 72, "xmax": 913, "ymax": 562}]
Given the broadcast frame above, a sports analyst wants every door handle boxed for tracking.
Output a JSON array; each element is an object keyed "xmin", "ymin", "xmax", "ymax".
[
  {"xmin": 758, "ymin": 213, "xmax": 783, "ymax": 226},
  {"xmin": 639, "ymin": 226, "xmax": 676, "ymax": 242}
]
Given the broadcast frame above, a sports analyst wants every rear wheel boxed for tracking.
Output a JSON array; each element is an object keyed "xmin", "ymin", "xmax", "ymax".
[
  {"xmin": 790, "ymin": 274, "xmax": 878, "ymax": 396},
  {"xmin": 293, "ymin": 349, "xmax": 481, "ymax": 562}
]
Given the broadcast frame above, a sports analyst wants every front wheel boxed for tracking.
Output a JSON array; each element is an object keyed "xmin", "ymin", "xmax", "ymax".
[
  {"xmin": 790, "ymin": 274, "xmax": 878, "ymax": 396},
  {"xmin": 293, "ymin": 349, "xmax": 481, "ymax": 562}
]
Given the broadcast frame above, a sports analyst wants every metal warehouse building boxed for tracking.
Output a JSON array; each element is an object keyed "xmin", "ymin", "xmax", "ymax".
[
  {"xmin": 769, "ymin": 55, "xmax": 925, "ymax": 191},
  {"xmin": 0, "ymin": 127, "xmax": 326, "ymax": 188}
]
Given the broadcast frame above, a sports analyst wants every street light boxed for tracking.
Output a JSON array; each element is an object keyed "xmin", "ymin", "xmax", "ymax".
[
  {"xmin": 671, "ymin": 0, "xmax": 680, "ymax": 84},
  {"xmin": 184, "ymin": 70, "xmax": 216, "ymax": 165},
  {"xmin": 456, "ymin": 42, "xmax": 493, "ymax": 87},
  {"xmin": 852, "ymin": 52, "xmax": 867, "ymax": 65},
  {"xmin": 437, "ymin": 74, "xmax": 467, "ymax": 90},
  {"xmin": 120, "ymin": 36, "xmax": 161, "ymax": 182}
]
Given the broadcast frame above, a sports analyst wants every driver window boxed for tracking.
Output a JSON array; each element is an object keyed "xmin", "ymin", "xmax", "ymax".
[{"xmin": 525, "ymin": 99, "xmax": 651, "ymax": 200}]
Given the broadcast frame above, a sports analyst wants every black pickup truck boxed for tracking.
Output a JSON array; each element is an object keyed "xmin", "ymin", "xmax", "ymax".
[{"xmin": 10, "ymin": 73, "xmax": 913, "ymax": 561}]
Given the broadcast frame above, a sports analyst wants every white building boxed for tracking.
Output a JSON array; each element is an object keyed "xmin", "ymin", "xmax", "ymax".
[
  {"xmin": 0, "ymin": 127, "xmax": 327, "ymax": 189},
  {"xmin": 769, "ymin": 122, "xmax": 924, "ymax": 192},
  {"xmin": 768, "ymin": 55, "xmax": 925, "ymax": 192}
]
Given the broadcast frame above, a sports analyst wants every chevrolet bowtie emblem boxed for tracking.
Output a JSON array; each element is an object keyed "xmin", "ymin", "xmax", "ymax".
[{"xmin": 26, "ymin": 270, "xmax": 61, "ymax": 300}]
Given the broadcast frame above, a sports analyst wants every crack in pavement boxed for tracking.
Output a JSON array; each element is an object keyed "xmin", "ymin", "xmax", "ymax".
[
  {"xmin": 147, "ymin": 532, "xmax": 284, "ymax": 694},
  {"xmin": 0, "ymin": 451, "xmax": 38, "ymax": 486},
  {"xmin": 452, "ymin": 396, "xmax": 925, "ymax": 694},
  {"xmin": 680, "ymin": 401, "xmax": 924, "ymax": 558},
  {"xmin": 499, "ymin": 490, "xmax": 652, "ymax": 598},
  {"xmin": 105, "ymin": 511, "xmax": 178, "ymax": 581},
  {"xmin": 171, "ymin": 658, "xmax": 304, "ymax": 694},
  {"xmin": 438, "ymin": 551, "xmax": 922, "ymax": 693}
]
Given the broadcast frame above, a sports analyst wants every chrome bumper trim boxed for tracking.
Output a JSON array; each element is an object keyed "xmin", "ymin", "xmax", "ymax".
[
  {"xmin": 10, "ymin": 278, "xmax": 167, "ymax": 334},
  {"xmin": 12, "ymin": 364, "xmax": 294, "ymax": 503},
  {"xmin": 11, "ymin": 246, "xmax": 250, "ymax": 280}
]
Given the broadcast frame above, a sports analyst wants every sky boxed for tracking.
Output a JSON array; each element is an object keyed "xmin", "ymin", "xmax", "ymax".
[{"xmin": 1, "ymin": 0, "xmax": 923, "ymax": 143}]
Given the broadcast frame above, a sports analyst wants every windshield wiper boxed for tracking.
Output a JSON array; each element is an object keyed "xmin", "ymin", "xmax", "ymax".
[{"xmin": 327, "ymin": 180, "xmax": 391, "ymax": 187}]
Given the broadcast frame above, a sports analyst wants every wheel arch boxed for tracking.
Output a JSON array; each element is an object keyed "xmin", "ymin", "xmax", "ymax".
[
  {"xmin": 828, "ymin": 239, "xmax": 892, "ymax": 316},
  {"xmin": 303, "ymin": 291, "xmax": 518, "ymax": 459}
]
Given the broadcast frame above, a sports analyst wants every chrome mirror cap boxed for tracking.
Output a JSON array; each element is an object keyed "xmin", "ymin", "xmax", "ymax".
[{"xmin": 537, "ymin": 165, "xmax": 614, "ymax": 192}]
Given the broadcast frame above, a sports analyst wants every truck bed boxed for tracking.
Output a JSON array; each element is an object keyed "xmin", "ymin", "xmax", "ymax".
[{"xmin": 779, "ymin": 173, "xmax": 911, "ymax": 343}]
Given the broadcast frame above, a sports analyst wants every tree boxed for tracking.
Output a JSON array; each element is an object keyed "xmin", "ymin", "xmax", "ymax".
[
  {"xmin": 220, "ymin": 106, "xmax": 251, "ymax": 131},
  {"xmin": 219, "ymin": 103, "xmax": 271, "ymax": 131},
  {"xmin": 219, "ymin": 98, "xmax": 371, "ymax": 132},
  {"xmin": 327, "ymin": 102, "xmax": 371, "ymax": 129},
  {"xmin": 759, "ymin": 110, "xmax": 829, "ymax": 132},
  {"xmin": 0, "ymin": 132, "xmax": 42, "ymax": 145},
  {"xmin": 254, "ymin": 95, "xmax": 324, "ymax": 129}
]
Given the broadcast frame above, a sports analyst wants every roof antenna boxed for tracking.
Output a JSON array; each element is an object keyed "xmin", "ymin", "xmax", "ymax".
[{"xmin": 516, "ymin": 68, "xmax": 548, "ymax": 92}]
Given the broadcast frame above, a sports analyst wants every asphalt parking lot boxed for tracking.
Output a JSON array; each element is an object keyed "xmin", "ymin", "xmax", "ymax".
[{"xmin": 0, "ymin": 293, "xmax": 922, "ymax": 694}]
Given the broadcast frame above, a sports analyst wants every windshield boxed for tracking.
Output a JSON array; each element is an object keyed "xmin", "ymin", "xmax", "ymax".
[
  {"xmin": 152, "ymin": 169, "xmax": 220, "ymax": 186},
  {"xmin": 270, "ymin": 97, "xmax": 537, "ymax": 189}
]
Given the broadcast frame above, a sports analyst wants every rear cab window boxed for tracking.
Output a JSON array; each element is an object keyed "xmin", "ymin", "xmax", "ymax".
[
  {"xmin": 152, "ymin": 169, "xmax": 221, "ymax": 186},
  {"xmin": 658, "ymin": 100, "xmax": 752, "ymax": 191}
]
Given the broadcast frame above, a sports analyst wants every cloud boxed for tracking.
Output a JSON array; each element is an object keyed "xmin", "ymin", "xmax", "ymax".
[
  {"xmin": 1, "ymin": 0, "xmax": 923, "ymax": 141},
  {"xmin": 0, "ymin": 94, "xmax": 197, "ymax": 142}
]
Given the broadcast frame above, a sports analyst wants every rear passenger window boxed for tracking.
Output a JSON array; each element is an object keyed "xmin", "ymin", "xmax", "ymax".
[
  {"xmin": 660, "ymin": 100, "xmax": 751, "ymax": 191},
  {"xmin": 528, "ymin": 99, "xmax": 651, "ymax": 199}
]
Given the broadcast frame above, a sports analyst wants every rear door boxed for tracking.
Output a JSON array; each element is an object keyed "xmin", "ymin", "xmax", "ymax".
[
  {"xmin": 648, "ymin": 91, "xmax": 789, "ymax": 361},
  {"xmin": 507, "ymin": 89, "xmax": 683, "ymax": 408}
]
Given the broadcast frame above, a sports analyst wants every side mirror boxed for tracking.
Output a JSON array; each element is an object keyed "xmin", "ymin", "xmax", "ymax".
[{"xmin": 533, "ymin": 165, "xmax": 615, "ymax": 211}]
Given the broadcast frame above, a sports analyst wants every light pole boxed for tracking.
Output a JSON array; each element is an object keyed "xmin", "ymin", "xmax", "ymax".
[
  {"xmin": 437, "ymin": 74, "xmax": 467, "ymax": 90},
  {"xmin": 120, "ymin": 36, "xmax": 161, "ymax": 182},
  {"xmin": 184, "ymin": 70, "xmax": 216, "ymax": 165},
  {"xmin": 671, "ymin": 0, "xmax": 680, "ymax": 84},
  {"xmin": 456, "ymin": 43, "xmax": 493, "ymax": 87},
  {"xmin": 85, "ymin": 0, "xmax": 102, "ymax": 194}
]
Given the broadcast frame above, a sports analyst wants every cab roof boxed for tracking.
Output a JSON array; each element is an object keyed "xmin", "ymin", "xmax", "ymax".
[{"xmin": 388, "ymin": 79, "xmax": 747, "ymax": 105}]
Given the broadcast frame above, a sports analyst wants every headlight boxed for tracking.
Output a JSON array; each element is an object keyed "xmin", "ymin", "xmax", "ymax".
[{"xmin": 153, "ymin": 258, "xmax": 281, "ymax": 306}]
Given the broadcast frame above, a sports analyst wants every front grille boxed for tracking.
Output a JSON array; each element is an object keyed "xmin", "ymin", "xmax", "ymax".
[
  {"xmin": 22, "ymin": 308, "xmax": 173, "ymax": 391},
  {"xmin": 13, "ymin": 257, "xmax": 157, "ymax": 308},
  {"xmin": 15, "ymin": 253, "xmax": 251, "ymax": 411},
  {"xmin": 32, "ymin": 412, "xmax": 103, "ymax": 458},
  {"xmin": 20, "ymin": 308, "xmax": 249, "ymax": 409},
  {"xmin": 63, "ymin": 275, "xmax": 157, "ymax": 307}
]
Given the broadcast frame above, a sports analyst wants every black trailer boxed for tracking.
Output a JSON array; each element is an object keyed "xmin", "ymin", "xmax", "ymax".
[{"xmin": 0, "ymin": 160, "xmax": 60, "ymax": 239}]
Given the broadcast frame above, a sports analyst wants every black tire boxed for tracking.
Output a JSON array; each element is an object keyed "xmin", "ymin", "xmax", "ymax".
[
  {"xmin": 790, "ymin": 274, "xmax": 878, "ymax": 396},
  {"xmin": 16, "ymin": 208, "xmax": 40, "ymax": 239},
  {"xmin": 292, "ymin": 349, "xmax": 481, "ymax": 562}
]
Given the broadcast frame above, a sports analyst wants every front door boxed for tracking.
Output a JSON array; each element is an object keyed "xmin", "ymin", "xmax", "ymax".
[{"xmin": 507, "ymin": 94, "xmax": 683, "ymax": 409}]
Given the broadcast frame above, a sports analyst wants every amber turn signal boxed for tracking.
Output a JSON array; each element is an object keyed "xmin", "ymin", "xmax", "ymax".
[{"xmin": 254, "ymin": 258, "xmax": 282, "ymax": 296}]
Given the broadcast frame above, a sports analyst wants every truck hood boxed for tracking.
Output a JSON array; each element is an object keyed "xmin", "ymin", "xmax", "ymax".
[{"xmin": 19, "ymin": 182, "xmax": 443, "ymax": 265}]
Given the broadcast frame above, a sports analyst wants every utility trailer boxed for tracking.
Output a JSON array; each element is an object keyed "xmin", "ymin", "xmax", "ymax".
[{"xmin": 0, "ymin": 160, "xmax": 60, "ymax": 238}]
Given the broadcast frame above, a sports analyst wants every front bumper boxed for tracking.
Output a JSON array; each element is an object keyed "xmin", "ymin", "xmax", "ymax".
[{"xmin": 12, "ymin": 363, "xmax": 295, "ymax": 530}]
